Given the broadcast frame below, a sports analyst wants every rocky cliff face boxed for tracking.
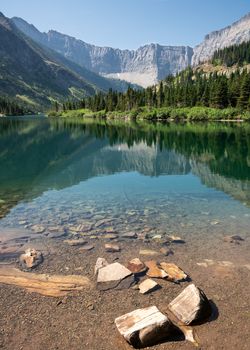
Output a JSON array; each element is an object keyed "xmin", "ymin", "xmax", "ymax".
[
  {"xmin": 192, "ymin": 13, "xmax": 250, "ymax": 66},
  {"xmin": 12, "ymin": 17, "xmax": 193, "ymax": 87}
]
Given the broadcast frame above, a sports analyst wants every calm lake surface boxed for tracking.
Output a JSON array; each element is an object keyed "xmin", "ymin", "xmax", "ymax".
[{"xmin": 0, "ymin": 117, "xmax": 249, "ymax": 244}]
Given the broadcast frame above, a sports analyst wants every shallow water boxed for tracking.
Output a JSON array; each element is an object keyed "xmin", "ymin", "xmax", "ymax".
[{"xmin": 0, "ymin": 117, "xmax": 249, "ymax": 244}]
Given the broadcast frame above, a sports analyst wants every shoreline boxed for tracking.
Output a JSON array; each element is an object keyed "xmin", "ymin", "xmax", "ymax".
[{"xmin": 0, "ymin": 232, "xmax": 249, "ymax": 350}]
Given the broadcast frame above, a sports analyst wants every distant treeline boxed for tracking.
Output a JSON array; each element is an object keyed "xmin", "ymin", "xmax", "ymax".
[
  {"xmin": 61, "ymin": 67, "xmax": 250, "ymax": 113},
  {"xmin": 0, "ymin": 96, "xmax": 30, "ymax": 116},
  {"xmin": 212, "ymin": 41, "xmax": 250, "ymax": 67}
]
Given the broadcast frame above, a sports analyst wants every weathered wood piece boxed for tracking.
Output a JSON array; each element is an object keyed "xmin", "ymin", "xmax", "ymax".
[
  {"xmin": 168, "ymin": 284, "xmax": 212, "ymax": 325},
  {"xmin": 160, "ymin": 262, "xmax": 187, "ymax": 282},
  {"xmin": 0, "ymin": 265, "xmax": 91, "ymax": 297},
  {"xmin": 115, "ymin": 306, "xmax": 174, "ymax": 348}
]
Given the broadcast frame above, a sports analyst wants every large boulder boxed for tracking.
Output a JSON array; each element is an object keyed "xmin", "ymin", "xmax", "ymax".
[{"xmin": 168, "ymin": 284, "xmax": 212, "ymax": 325}]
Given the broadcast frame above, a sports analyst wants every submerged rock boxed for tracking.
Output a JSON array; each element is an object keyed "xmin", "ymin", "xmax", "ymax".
[
  {"xmin": 63, "ymin": 239, "xmax": 87, "ymax": 246},
  {"xmin": 19, "ymin": 248, "xmax": 43, "ymax": 269},
  {"xmin": 160, "ymin": 262, "xmax": 188, "ymax": 282},
  {"xmin": 168, "ymin": 284, "xmax": 212, "ymax": 325},
  {"xmin": 79, "ymin": 244, "xmax": 94, "ymax": 251},
  {"xmin": 145, "ymin": 260, "xmax": 168, "ymax": 279},
  {"xmin": 105, "ymin": 243, "xmax": 120, "ymax": 253},
  {"xmin": 160, "ymin": 247, "xmax": 174, "ymax": 256},
  {"xmin": 139, "ymin": 249, "xmax": 159, "ymax": 256},
  {"xmin": 167, "ymin": 235, "xmax": 185, "ymax": 244},
  {"xmin": 223, "ymin": 235, "xmax": 244, "ymax": 244},
  {"xmin": 115, "ymin": 306, "xmax": 174, "ymax": 348},
  {"xmin": 121, "ymin": 232, "xmax": 138, "ymax": 239},
  {"xmin": 31, "ymin": 225, "xmax": 45, "ymax": 234},
  {"xmin": 139, "ymin": 279, "xmax": 159, "ymax": 294}
]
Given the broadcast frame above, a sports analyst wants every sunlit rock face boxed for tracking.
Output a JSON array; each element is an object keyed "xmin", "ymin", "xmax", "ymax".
[
  {"xmin": 12, "ymin": 17, "xmax": 193, "ymax": 87},
  {"xmin": 192, "ymin": 13, "xmax": 250, "ymax": 66}
]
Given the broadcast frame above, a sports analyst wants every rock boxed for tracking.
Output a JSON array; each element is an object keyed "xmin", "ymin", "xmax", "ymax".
[
  {"xmin": 145, "ymin": 260, "xmax": 168, "ymax": 279},
  {"xmin": 139, "ymin": 249, "xmax": 159, "ymax": 256},
  {"xmin": 47, "ymin": 231, "xmax": 66, "ymax": 239},
  {"xmin": 94, "ymin": 257, "xmax": 109, "ymax": 275},
  {"xmin": 160, "ymin": 247, "xmax": 174, "ymax": 256},
  {"xmin": 63, "ymin": 239, "xmax": 87, "ymax": 246},
  {"xmin": 168, "ymin": 284, "xmax": 212, "ymax": 325},
  {"xmin": 18, "ymin": 220, "xmax": 27, "ymax": 225},
  {"xmin": 115, "ymin": 306, "xmax": 175, "ymax": 348},
  {"xmin": 31, "ymin": 225, "xmax": 45, "ymax": 234},
  {"xmin": 105, "ymin": 243, "xmax": 120, "ymax": 253},
  {"xmin": 167, "ymin": 235, "xmax": 185, "ymax": 244},
  {"xmin": 160, "ymin": 263, "xmax": 188, "ymax": 282},
  {"xmin": 127, "ymin": 258, "xmax": 146, "ymax": 274},
  {"xmin": 102, "ymin": 234, "xmax": 117, "ymax": 240},
  {"xmin": 19, "ymin": 248, "xmax": 43, "ymax": 269},
  {"xmin": 223, "ymin": 235, "xmax": 244, "ymax": 244},
  {"xmin": 121, "ymin": 232, "xmax": 137, "ymax": 239},
  {"xmin": 139, "ymin": 279, "xmax": 159, "ymax": 294},
  {"xmin": 152, "ymin": 235, "xmax": 162, "ymax": 240},
  {"xmin": 79, "ymin": 244, "xmax": 94, "ymax": 251},
  {"xmin": 97, "ymin": 262, "xmax": 134, "ymax": 291}
]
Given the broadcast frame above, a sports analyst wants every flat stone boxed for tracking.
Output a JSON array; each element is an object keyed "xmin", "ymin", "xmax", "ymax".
[
  {"xmin": 167, "ymin": 235, "xmax": 185, "ymax": 243},
  {"xmin": 105, "ymin": 243, "xmax": 120, "ymax": 253},
  {"xmin": 139, "ymin": 249, "xmax": 159, "ymax": 256},
  {"xmin": 223, "ymin": 235, "xmax": 244, "ymax": 244},
  {"xmin": 94, "ymin": 257, "xmax": 109, "ymax": 275},
  {"xmin": 160, "ymin": 247, "xmax": 174, "ymax": 256},
  {"xmin": 102, "ymin": 234, "xmax": 117, "ymax": 240},
  {"xmin": 79, "ymin": 244, "xmax": 94, "ymax": 251},
  {"xmin": 145, "ymin": 260, "xmax": 168, "ymax": 279},
  {"xmin": 168, "ymin": 284, "xmax": 212, "ymax": 325},
  {"xmin": 63, "ymin": 239, "xmax": 87, "ymax": 246},
  {"xmin": 47, "ymin": 231, "xmax": 66, "ymax": 239},
  {"xmin": 31, "ymin": 225, "xmax": 45, "ymax": 234},
  {"xmin": 97, "ymin": 262, "xmax": 132, "ymax": 283},
  {"xmin": 127, "ymin": 258, "xmax": 146, "ymax": 274},
  {"xmin": 160, "ymin": 262, "xmax": 188, "ymax": 282},
  {"xmin": 121, "ymin": 232, "xmax": 138, "ymax": 239},
  {"xmin": 139, "ymin": 279, "xmax": 159, "ymax": 294},
  {"xmin": 19, "ymin": 248, "xmax": 43, "ymax": 269},
  {"xmin": 115, "ymin": 306, "xmax": 174, "ymax": 348}
]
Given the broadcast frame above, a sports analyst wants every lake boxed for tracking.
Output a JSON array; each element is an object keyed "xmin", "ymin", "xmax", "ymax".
[{"xmin": 0, "ymin": 117, "xmax": 249, "ymax": 244}]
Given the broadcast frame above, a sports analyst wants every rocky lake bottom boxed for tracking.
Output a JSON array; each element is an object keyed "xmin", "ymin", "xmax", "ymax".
[{"xmin": 0, "ymin": 117, "xmax": 249, "ymax": 349}]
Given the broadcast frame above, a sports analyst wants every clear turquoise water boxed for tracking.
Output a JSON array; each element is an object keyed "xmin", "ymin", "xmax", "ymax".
[{"xmin": 0, "ymin": 117, "xmax": 249, "ymax": 240}]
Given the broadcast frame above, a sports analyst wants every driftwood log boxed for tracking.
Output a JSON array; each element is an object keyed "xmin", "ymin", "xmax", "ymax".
[{"xmin": 0, "ymin": 265, "xmax": 92, "ymax": 297}]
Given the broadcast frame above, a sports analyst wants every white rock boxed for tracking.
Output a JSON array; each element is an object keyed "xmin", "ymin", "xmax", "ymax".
[
  {"xmin": 139, "ymin": 279, "xmax": 159, "ymax": 294},
  {"xmin": 97, "ymin": 262, "xmax": 132, "ymax": 283},
  {"xmin": 115, "ymin": 306, "xmax": 174, "ymax": 348},
  {"xmin": 94, "ymin": 257, "xmax": 108, "ymax": 276},
  {"xmin": 168, "ymin": 284, "xmax": 211, "ymax": 325}
]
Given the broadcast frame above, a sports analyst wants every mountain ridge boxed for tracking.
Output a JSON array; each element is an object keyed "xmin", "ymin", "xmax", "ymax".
[{"xmin": 12, "ymin": 17, "xmax": 193, "ymax": 87}]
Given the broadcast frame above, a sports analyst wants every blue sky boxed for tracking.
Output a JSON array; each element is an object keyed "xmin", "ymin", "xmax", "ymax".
[{"xmin": 1, "ymin": 0, "xmax": 250, "ymax": 49}]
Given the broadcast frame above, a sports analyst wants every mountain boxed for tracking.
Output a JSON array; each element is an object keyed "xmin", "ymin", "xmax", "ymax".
[
  {"xmin": 12, "ymin": 17, "xmax": 193, "ymax": 88},
  {"xmin": 192, "ymin": 13, "xmax": 250, "ymax": 66},
  {"xmin": 0, "ymin": 12, "xmax": 131, "ymax": 110}
]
